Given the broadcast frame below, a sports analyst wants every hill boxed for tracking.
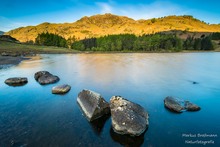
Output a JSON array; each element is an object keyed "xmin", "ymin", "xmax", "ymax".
[{"xmin": 5, "ymin": 14, "xmax": 220, "ymax": 42}]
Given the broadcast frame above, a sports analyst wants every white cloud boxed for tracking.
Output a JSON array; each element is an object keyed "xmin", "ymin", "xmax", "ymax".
[
  {"xmin": 96, "ymin": 2, "xmax": 113, "ymax": 14},
  {"xmin": 95, "ymin": 1, "xmax": 187, "ymax": 20}
]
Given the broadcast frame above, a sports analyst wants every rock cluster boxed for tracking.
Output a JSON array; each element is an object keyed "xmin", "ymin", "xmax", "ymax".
[
  {"xmin": 76, "ymin": 90, "xmax": 149, "ymax": 136},
  {"xmin": 4, "ymin": 71, "xmax": 202, "ymax": 138},
  {"xmin": 164, "ymin": 96, "xmax": 201, "ymax": 113}
]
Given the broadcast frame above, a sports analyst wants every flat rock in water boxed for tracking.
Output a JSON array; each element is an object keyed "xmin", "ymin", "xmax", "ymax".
[
  {"xmin": 164, "ymin": 96, "xmax": 184, "ymax": 113},
  {"xmin": 185, "ymin": 101, "xmax": 201, "ymax": 111},
  {"xmin": 5, "ymin": 77, "xmax": 28, "ymax": 86},
  {"xmin": 164, "ymin": 96, "xmax": 200, "ymax": 113},
  {"xmin": 77, "ymin": 89, "xmax": 110, "ymax": 122},
  {"xmin": 110, "ymin": 96, "xmax": 149, "ymax": 136},
  {"xmin": 52, "ymin": 84, "xmax": 71, "ymax": 94},
  {"xmin": 34, "ymin": 71, "xmax": 59, "ymax": 85}
]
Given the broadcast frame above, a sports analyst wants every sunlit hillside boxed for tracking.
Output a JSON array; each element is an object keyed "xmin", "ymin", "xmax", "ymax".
[{"xmin": 6, "ymin": 13, "xmax": 220, "ymax": 42}]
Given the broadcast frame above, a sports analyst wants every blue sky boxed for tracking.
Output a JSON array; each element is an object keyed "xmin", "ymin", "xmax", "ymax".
[{"xmin": 0, "ymin": 0, "xmax": 220, "ymax": 32}]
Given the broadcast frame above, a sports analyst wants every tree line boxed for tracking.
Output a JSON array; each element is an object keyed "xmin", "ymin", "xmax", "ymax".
[
  {"xmin": 71, "ymin": 33, "xmax": 214, "ymax": 51},
  {"xmin": 34, "ymin": 32, "xmax": 217, "ymax": 51},
  {"xmin": 35, "ymin": 32, "xmax": 68, "ymax": 48},
  {"xmin": 183, "ymin": 36, "xmax": 213, "ymax": 50},
  {"xmin": 210, "ymin": 32, "xmax": 220, "ymax": 40}
]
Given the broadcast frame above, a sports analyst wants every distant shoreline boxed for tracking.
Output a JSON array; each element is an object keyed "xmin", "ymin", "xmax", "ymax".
[
  {"xmin": 78, "ymin": 50, "xmax": 220, "ymax": 54},
  {"xmin": 1, "ymin": 50, "xmax": 219, "ymax": 69}
]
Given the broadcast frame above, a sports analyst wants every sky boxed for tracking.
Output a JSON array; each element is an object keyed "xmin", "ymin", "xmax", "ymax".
[{"xmin": 0, "ymin": 0, "xmax": 220, "ymax": 32}]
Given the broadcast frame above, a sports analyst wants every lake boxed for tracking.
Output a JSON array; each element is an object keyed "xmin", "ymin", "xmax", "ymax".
[{"xmin": 0, "ymin": 53, "xmax": 220, "ymax": 147}]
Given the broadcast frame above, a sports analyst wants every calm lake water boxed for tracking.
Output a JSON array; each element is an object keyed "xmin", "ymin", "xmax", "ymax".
[{"xmin": 0, "ymin": 53, "xmax": 220, "ymax": 147}]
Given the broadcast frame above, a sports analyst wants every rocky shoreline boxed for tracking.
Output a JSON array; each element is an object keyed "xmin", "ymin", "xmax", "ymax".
[
  {"xmin": 0, "ymin": 56, "xmax": 25, "ymax": 69},
  {"xmin": 0, "ymin": 51, "xmax": 36, "ymax": 69}
]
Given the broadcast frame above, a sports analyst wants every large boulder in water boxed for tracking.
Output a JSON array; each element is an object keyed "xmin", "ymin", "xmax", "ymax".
[
  {"xmin": 110, "ymin": 96, "xmax": 149, "ymax": 136},
  {"xmin": 164, "ymin": 96, "xmax": 200, "ymax": 113},
  {"xmin": 5, "ymin": 77, "xmax": 28, "ymax": 86},
  {"xmin": 52, "ymin": 84, "xmax": 71, "ymax": 94},
  {"xmin": 77, "ymin": 89, "xmax": 110, "ymax": 122},
  {"xmin": 34, "ymin": 71, "xmax": 59, "ymax": 85}
]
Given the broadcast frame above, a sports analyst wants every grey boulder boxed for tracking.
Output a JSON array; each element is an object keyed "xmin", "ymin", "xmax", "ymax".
[
  {"xmin": 5, "ymin": 77, "xmax": 28, "ymax": 86},
  {"xmin": 52, "ymin": 84, "xmax": 71, "ymax": 94},
  {"xmin": 110, "ymin": 96, "xmax": 149, "ymax": 136},
  {"xmin": 77, "ymin": 89, "xmax": 110, "ymax": 122},
  {"xmin": 34, "ymin": 71, "xmax": 59, "ymax": 85},
  {"xmin": 164, "ymin": 96, "xmax": 200, "ymax": 113}
]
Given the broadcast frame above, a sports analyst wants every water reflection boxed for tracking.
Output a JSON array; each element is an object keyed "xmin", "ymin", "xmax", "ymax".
[
  {"xmin": 89, "ymin": 114, "xmax": 110, "ymax": 136},
  {"xmin": 5, "ymin": 83, "xmax": 28, "ymax": 87},
  {"xmin": 77, "ymin": 99, "xmax": 110, "ymax": 136},
  {"xmin": 110, "ymin": 128, "xmax": 146, "ymax": 147}
]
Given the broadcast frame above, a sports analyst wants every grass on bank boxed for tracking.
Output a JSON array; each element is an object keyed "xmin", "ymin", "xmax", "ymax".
[
  {"xmin": 0, "ymin": 41, "xmax": 80, "ymax": 54},
  {"xmin": 0, "ymin": 40, "xmax": 219, "ymax": 54}
]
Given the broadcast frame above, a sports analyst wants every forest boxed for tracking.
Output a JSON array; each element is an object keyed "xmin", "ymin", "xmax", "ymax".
[
  {"xmin": 34, "ymin": 32, "xmax": 220, "ymax": 52},
  {"xmin": 35, "ymin": 32, "xmax": 68, "ymax": 48}
]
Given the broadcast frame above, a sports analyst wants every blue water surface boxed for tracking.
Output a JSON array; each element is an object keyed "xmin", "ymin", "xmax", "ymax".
[{"xmin": 0, "ymin": 53, "xmax": 220, "ymax": 147}]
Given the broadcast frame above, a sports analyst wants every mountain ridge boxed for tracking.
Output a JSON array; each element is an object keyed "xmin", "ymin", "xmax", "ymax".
[
  {"xmin": 5, "ymin": 13, "xmax": 220, "ymax": 42},
  {"xmin": 0, "ymin": 31, "xmax": 4, "ymax": 35}
]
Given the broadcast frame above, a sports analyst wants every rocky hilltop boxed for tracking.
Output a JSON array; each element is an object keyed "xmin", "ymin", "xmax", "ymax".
[{"xmin": 6, "ymin": 13, "xmax": 220, "ymax": 42}]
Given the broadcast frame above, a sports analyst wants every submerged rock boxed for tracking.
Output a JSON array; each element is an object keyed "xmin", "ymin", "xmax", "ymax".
[
  {"xmin": 192, "ymin": 81, "xmax": 198, "ymax": 84},
  {"xmin": 164, "ymin": 96, "xmax": 200, "ymax": 113},
  {"xmin": 77, "ymin": 89, "xmax": 110, "ymax": 122},
  {"xmin": 185, "ymin": 101, "xmax": 201, "ymax": 111},
  {"xmin": 52, "ymin": 84, "xmax": 71, "ymax": 94},
  {"xmin": 34, "ymin": 71, "xmax": 59, "ymax": 85},
  {"xmin": 90, "ymin": 114, "xmax": 110, "ymax": 135},
  {"xmin": 110, "ymin": 96, "xmax": 149, "ymax": 136},
  {"xmin": 110, "ymin": 128, "xmax": 145, "ymax": 147},
  {"xmin": 5, "ymin": 77, "xmax": 28, "ymax": 86}
]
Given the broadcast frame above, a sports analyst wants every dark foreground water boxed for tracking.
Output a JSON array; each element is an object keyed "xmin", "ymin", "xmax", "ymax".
[{"xmin": 0, "ymin": 53, "xmax": 220, "ymax": 147}]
